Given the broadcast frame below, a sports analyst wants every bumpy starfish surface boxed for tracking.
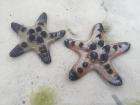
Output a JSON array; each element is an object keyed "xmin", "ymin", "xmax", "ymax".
[
  {"xmin": 10, "ymin": 12, "xmax": 66, "ymax": 64},
  {"xmin": 64, "ymin": 23, "xmax": 130, "ymax": 86}
]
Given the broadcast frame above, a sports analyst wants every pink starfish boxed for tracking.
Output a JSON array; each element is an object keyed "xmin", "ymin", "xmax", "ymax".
[{"xmin": 64, "ymin": 23, "xmax": 130, "ymax": 86}]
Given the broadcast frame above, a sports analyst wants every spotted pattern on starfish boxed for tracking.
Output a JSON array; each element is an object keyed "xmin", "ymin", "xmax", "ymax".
[
  {"xmin": 64, "ymin": 23, "xmax": 131, "ymax": 86},
  {"xmin": 10, "ymin": 12, "xmax": 66, "ymax": 64}
]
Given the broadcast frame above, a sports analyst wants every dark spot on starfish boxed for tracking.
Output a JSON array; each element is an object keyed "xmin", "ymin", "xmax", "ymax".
[
  {"xmin": 50, "ymin": 33, "xmax": 56, "ymax": 38},
  {"xmin": 82, "ymin": 62, "xmax": 88, "ymax": 68},
  {"xmin": 107, "ymin": 69, "xmax": 113, "ymax": 74},
  {"xmin": 113, "ymin": 45, "xmax": 118, "ymax": 51},
  {"xmin": 96, "ymin": 34, "xmax": 102, "ymax": 39},
  {"xmin": 21, "ymin": 42, "xmax": 28, "ymax": 48},
  {"xmin": 21, "ymin": 27, "xmax": 26, "ymax": 32},
  {"xmin": 36, "ymin": 26, "xmax": 42, "ymax": 32},
  {"xmin": 38, "ymin": 22, "xmax": 44, "ymax": 26},
  {"xmin": 104, "ymin": 64, "xmax": 113, "ymax": 74},
  {"xmin": 41, "ymin": 31, "xmax": 47, "ymax": 38},
  {"xmin": 98, "ymin": 40, "xmax": 104, "ymax": 47},
  {"xmin": 39, "ymin": 45, "xmax": 47, "ymax": 53},
  {"xmin": 64, "ymin": 39, "xmax": 70, "ymax": 48},
  {"xmin": 89, "ymin": 42, "xmax": 96, "ymax": 50},
  {"xmin": 50, "ymin": 33, "xmax": 53, "ymax": 38},
  {"xmin": 36, "ymin": 36, "xmax": 44, "ymax": 43},
  {"xmin": 79, "ymin": 42, "xmax": 83, "ymax": 47},
  {"xmin": 98, "ymin": 29, "xmax": 103, "ymax": 32},
  {"xmin": 77, "ymin": 67, "xmax": 83, "ymax": 74},
  {"xmin": 59, "ymin": 30, "xmax": 66, "ymax": 38},
  {"xmin": 28, "ymin": 35, "xmax": 35, "ymax": 41},
  {"xmin": 100, "ymin": 53, "xmax": 108, "ymax": 61},
  {"xmin": 104, "ymin": 64, "xmax": 110, "ymax": 69},
  {"xmin": 98, "ymin": 23, "xmax": 104, "ymax": 32},
  {"xmin": 22, "ymin": 100, "xmax": 26, "ymax": 104},
  {"xmin": 69, "ymin": 70, "xmax": 78, "ymax": 80},
  {"xmin": 28, "ymin": 29, "xmax": 35, "ymax": 34},
  {"xmin": 90, "ymin": 51, "xmax": 98, "ymax": 60},
  {"xmin": 119, "ymin": 44, "xmax": 122, "ymax": 48},
  {"xmin": 71, "ymin": 41, "xmax": 75, "ymax": 46},
  {"xmin": 103, "ymin": 45, "xmax": 110, "ymax": 53}
]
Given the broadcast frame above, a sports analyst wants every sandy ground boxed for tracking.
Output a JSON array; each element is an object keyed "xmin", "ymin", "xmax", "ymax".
[{"xmin": 0, "ymin": 0, "xmax": 140, "ymax": 105}]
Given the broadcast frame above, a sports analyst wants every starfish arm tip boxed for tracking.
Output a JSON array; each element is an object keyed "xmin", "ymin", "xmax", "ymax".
[
  {"xmin": 39, "ymin": 54, "xmax": 52, "ymax": 64},
  {"xmin": 38, "ymin": 46, "xmax": 52, "ymax": 64},
  {"xmin": 123, "ymin": 42, "xmax": 131, "ymax": 53},
  {"xmin": 108, "ymin": 75, "xmax": 123, "ymax": 86},
  {"xmin": 9, "ymin": 45, "xmax": 25, "ymax": 57},
  {"xmin": 64, "ymin": 39, "xmax": 70, "ymax": 48},
  {"xmin": 54, "ymin": 30, "xmax": 66, "ymax": 40},
  {"xmin": 37, "ymin": 12, "xmax": 47, "ymax": 24},
  {"xmin": 69, "ymin": 70, "xmax": 79, "ymax": 81},
  {"xmin": 11, "ymin": 22, "xmax": 20, "ymax": 33}
]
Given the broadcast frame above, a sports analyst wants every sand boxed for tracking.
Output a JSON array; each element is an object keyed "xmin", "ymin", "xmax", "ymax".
[{"xmin": 0, "ymin": 0, "xmax": 140, "ymax": 105}]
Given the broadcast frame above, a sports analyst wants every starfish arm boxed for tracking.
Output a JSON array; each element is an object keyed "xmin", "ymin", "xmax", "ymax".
[
  {"xmin": 11, "ymin": 22, "xmax": 27, "ymax": 35},
  {"xmin": 36, "ymin": 12, "xmax": 47, "ymax": 27},
  {"xmin": 9, "ymin": 42, "xmax": 30, "ymax": 57},
  {"xmin": 64, "ymin": 38, "xmax": 90, "ymax": 52},
  {"xmin": 87, "ymin": 23, "xmax": 104, "ymax": 43},
  {"xmin": 94, "ymin": 62, "xmax": 122, "ymax": 86},
  {"xmin": 36, "ymin": 45, "xmax": 51, "ymax": 64},
  {"xmin": 47, "ymin": 30, "xmax": 66, "ymax": 44},
  {"xmin": 109, "ymin": 42, "xmax": 131, "ymax": 59},
  {"xmin": 69, "ymin": 55, "xmax": 91, "ymax": 80}
]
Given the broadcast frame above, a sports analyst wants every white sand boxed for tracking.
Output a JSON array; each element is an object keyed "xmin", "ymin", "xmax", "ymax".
[{"xmin": 0, "ymin": 0, "xmax": 140, "ymax": 105}]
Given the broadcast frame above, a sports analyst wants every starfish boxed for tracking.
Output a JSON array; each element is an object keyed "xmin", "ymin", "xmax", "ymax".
[
  {"xmin": 64, "ymin": 23, "xmax": 131, "ymax": 86},
  {"xmin": 10, "ymin": 12, "xmax": 66, "ymax": 64}
]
